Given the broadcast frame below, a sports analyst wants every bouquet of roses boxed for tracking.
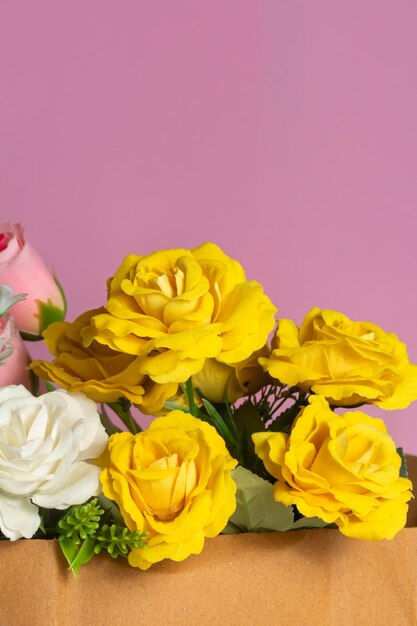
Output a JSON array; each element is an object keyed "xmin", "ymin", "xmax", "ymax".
[{"xmin": 0, "ymin": 222, "xmax": 415, "ymax": 574}]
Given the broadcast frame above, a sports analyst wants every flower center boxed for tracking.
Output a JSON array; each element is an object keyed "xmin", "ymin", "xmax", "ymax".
[
  {"xmin": 149, "ymin": 267, "xmax": 186, "ymax": 299},
  {"xmin": 152, "ymin": 274, "xmax": 175, "ymax": 299},
  {"xmin": 142, "ymin": 453, "xmax": 198, "ymax": 522}
]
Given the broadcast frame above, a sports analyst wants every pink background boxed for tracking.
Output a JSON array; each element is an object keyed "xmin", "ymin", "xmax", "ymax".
[{"xmin": 1, "ymin": 1, "xmax": 417, "ymax": 452}]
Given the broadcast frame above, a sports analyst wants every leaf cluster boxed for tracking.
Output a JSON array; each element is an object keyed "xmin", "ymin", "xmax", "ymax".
[{"xmin": 57, "ymin": 499, "xmax": 148, "ymax": 576}]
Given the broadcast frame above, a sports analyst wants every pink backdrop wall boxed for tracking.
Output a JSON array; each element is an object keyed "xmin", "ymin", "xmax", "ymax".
[{"xmin": 1, "ymin": 1, "xmax": 417, "ymax": 451}]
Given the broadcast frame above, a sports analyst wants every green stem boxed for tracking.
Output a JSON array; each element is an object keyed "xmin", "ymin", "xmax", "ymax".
[
  {"xmin": 99, "ymin": 404, "xmax": 123, "ymax": 436},
  {"xmin": 164, "ymin": 401, "xmax": 191, "ymax": 413},
  {"xmin": 180, "ymin": 378, "xmax": 200, "ymax": 417},
  {"xmin": 108, "ymin": 402, "xmax": 142, "ymax": 434},
  {"xmin": 268, "ymin": 390, "xmax": 309, "ymax": 433}
]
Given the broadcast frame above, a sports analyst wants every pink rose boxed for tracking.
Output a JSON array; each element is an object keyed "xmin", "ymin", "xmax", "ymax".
[
  {"xmin": 0, "ymin": 223, "xmax": 66, "ymax": 337},
  {"xmin": 0, "ymin": 315, "xmax": 31, "ymax": 388}
]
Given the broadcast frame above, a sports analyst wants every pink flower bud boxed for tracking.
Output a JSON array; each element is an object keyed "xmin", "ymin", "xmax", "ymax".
[
  {"xmin": 0, "ymin": 315, "xmax": 31, "ymax": 388},
  {"xmin": 0, "ymin": 223, "xmax": 66, "ymax": 337}
]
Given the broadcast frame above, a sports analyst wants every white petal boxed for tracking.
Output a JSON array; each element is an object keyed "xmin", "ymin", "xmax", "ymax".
[
  {"xmin": 33, "ymin": 462, "xmax": 101, "ymax": 509},
  {"xmin": 0, "ymin": 493, "xmax": 40, "ymax": 540},
  {"xmin": 77, "ymin": 420, "xmax": 108, "ymax": 461},
  {"xmin": 48, "ymin": 390, "xmax": 107, "ymax": 459},
  {"xmin": 7, "ymin": 410, "xmax": 26, "ymax": 445},
  {"xmin": 0, "ymin": 393, "xmax": 42, "ymax": 428},
  {"xmin": 0, "ymin": 384, "xmax": 32, "ymax": 404},
  {"xmin": 0, "ymin": 473, "xmax": 40, "ymax": 495},
  {"xmin": 26, "ymin": 403, "xmax": 50, "ymax": 440}
]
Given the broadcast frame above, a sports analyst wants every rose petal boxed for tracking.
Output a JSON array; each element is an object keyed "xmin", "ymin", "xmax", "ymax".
[{"xmin": 0, "ymin": 493, "xmax": 40, "ymax": 540}]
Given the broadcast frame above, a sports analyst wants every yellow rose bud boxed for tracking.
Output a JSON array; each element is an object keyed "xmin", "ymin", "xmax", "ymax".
[
  {"xmin": 260, "ymin": 307, "xmax": 417, "ymax": 409},
  {"xmin": 233, "ymin": 345, "xmax": 272, "ymax": 395},
  {"xmin": 253, "ymin": 396, "xmax": 413, "ymax": 540},
  {"xmin": 84, "ymin": 243, "xmax": 276, "ymax": 385},
  {"xmin": 100, "ymin": 411, "xmax": 237, "ymax": 569},
  {"xmin": 190, "ymin": 346, "xmax": 270, "ymax": 404},
  {"xmin": 29, "ymin": 308, "xmax": 177, "ymax": 413},
  {"xmin": 191, "ymin": 358, "xmax": 243, "ymax": 404}
]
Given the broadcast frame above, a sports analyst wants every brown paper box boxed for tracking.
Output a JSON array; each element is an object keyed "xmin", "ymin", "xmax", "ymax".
[{"xmin": 1, "ymin": 457, "xmax": 417, "ymax": 626}]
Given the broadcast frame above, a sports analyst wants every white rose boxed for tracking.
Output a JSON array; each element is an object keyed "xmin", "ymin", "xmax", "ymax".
[{"xmin": 0, "ymin": 385, "xmax": 108, "ymax": 540}]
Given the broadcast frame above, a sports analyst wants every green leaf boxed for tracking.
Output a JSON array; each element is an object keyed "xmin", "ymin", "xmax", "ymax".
[
  {"xmin": 59, "ymin": 537, "xmax": 79, "ymax": 568},
  {"xmin": 37, "ymin": 299, "xmax": 66, "ymax": 333},
  {"xmin": 53, "ymin": 272, "xmax": 67, "ymax": 318},
  {"xmin": 164, "ymin": 401, "xmax": 191, "ymax": 413},
  {"xmin": 219, "ymin": 520, "xmax": 242, "ymax": 535},
  {"xmin": 183, "ymin": 377, "xmax": 198, "ymax": 416},
  {"xmin": 97, "ymin": 494, "xmax": 125, "ymax": 525},
  {"xmin": 61, "ymin": 537, "xmax": 96, "ymax": 577},
  {"xmin": 201, "ymin": 398, "xmax": 238, "ymax": 447},
  {"xmin": 233, "ymin": 401, "xmax": 265, "ymax": 439},
  {"xmin": 267, "ymin": 398, "xmax": 303, "ymax": 433},
  {"xmin": 291, "ymin": 516, "xmax": 329, "ymax": 529},
  {"xmin": 223, "ymin": 466, "xmax": 295, "ymax": 533},
  {"xmin": 232, "ymin": 401, "xmax": 266, "ymax": 469},
  {"xmin": 99, "ymin": 404, "xmax": 123, "ymax": 436}
]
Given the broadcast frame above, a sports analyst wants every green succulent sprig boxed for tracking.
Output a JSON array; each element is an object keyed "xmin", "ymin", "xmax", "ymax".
[
  {"xmin": 58, "ymin": 499, "xmax": 104, "ymax": 544},
  {"xmin": 94, "ymin": 524, "xmax": 148, "ymax": 558},
  {"xmin": 57, "ymin": 498, "xmax": 148, "ymax": 576}
]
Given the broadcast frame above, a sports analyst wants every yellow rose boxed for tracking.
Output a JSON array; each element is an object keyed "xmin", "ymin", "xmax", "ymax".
[
  {"xmin": 253, "ymin": 396, "xmax": 413, "ymax": 540},
  {"xmin": 29, "ymin": 309, "xmax": 177, "ymax": 413},
  {"xmin": 100, "ymin": 411, "xmax": 237, "ymax": 569},
  {"xmin": 82, "ymin": 243, "xmax": 276, "ymax": 384},
  {"xmin": 260, "ymin": 307, "xmax": 417, "ymax": 409}
]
